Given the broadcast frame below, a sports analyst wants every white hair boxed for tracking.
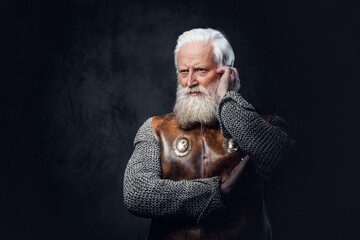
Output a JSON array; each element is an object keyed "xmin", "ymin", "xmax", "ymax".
[{"xmin": 174, "ymin": 28, "xmax": 235, "ymax": 71}]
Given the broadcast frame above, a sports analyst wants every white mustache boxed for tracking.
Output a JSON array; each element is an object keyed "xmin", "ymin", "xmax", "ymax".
[{"xmin": 182, "ymin": 85, "xmax": 209, "ymax": 95}]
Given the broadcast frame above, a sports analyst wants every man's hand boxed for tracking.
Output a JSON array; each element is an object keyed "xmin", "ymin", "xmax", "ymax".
[
  {"xmin": 220, "ymin": 155, "xmax": 249, "ymax": 197},
  {"xmin": 216, "ymin": 66, "xmax": 241, "ymax": 99}
]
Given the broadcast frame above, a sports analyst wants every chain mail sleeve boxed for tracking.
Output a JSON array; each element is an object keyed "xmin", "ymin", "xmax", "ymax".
[
  {"xmin": 217, "ymin": 91, "xmax": 295, "ymax": 180},
  {"xmin": 123, "ymin": 118, "xmax": 224, "ymax": 223}
]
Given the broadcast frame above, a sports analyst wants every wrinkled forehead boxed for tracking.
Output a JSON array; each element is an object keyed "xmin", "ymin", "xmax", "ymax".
[{"xmin": 177, "ymin": 41, "xmax": 216, "ymax": 66}]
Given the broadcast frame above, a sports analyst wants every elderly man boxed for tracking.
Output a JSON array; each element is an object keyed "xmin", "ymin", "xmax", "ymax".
[{"xmin": 124, "ymin": 28, "xmax": 293, "ymax": 239}]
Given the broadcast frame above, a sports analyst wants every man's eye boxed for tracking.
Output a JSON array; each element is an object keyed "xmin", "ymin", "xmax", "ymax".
[
  {"xmin": 180, "ymin": 70, "xmax": 188, "ymax": 74},
  {"xmin": 197, "ymin": 68, "xmax": 206, "ymax": 73}
]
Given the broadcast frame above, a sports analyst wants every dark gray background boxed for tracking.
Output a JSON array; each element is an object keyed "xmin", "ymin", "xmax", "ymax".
[{"xmin": 2, "ymin": 0, "xmax": 359, "ymax": 239}]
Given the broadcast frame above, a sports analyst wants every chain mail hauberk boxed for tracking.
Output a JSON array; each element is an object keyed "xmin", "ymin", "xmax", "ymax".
[{"xmin": 123, "ymin": 90, "xmax": 294, "ymax": 223}]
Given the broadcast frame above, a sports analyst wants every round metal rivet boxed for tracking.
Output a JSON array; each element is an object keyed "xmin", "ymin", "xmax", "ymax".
[{"xmin": 173, "ymin": 135, "xmax": 192, "ymax": 157}]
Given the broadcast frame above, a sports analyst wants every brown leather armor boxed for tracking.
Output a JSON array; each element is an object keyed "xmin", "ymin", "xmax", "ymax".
[{"xmin": 148, "ymin": 113, "xmax": 272, "ymax": 240}]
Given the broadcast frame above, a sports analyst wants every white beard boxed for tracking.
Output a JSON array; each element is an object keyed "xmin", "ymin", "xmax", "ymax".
[{"xmin": 173, "ymin": 82, "xmax": 219, "ymax": 129}]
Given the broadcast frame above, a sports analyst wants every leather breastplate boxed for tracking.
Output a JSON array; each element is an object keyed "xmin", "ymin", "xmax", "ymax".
[{"xmin": 149, "ymin": 113, "xmax": 272, "ymax": 240}]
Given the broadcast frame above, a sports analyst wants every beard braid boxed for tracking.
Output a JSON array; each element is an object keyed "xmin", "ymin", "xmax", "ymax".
[{"xmin": 173, "ymin": 82, "xmax": 219, "ymax": 129}]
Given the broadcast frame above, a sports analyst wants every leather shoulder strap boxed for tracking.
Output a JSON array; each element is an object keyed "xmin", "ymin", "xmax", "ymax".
[{"xmin": 152, "ymin": 113, "xmax": 176, "ymax": 142}]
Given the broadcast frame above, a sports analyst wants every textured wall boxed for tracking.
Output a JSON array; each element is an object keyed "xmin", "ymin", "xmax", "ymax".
[{"xmin": 2, "ymin": 0, "xmax": 359, "ymax": 239}]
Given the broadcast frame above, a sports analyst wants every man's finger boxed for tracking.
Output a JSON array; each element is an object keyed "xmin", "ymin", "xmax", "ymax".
[
  {"xmin": 217, "ymin": 65, "xmax": 232, "ymax": 73},
  {"xmin": 216, "ymin": 66, "xmax": 228, "ymax": 73},
  {"xmin": 216, "ymin": 68, "xmax": 225, "ymax": 74},
  {"xmin": 219, "ymin": 67, "xmax": 231, "ymax": 81}
]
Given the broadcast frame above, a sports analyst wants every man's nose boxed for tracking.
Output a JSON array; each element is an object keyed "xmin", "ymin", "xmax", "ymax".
[{"xmin": 187, "ymin": 72, "xmax": 198, "ymax": 87}]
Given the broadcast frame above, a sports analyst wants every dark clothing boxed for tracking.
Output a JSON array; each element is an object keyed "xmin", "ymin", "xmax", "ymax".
[{"xmin": 124, "ymin": 91, "xmax": 294, "ymax": 239}]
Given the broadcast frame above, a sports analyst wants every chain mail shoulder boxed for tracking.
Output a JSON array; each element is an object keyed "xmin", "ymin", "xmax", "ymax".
[
  {"xmin": 217, "ymin": 91, "xmax": 295, "ymax": 180},
  {"xmin": 123, "ymin": 117, "xmax": 224, "ymax": 223}
]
